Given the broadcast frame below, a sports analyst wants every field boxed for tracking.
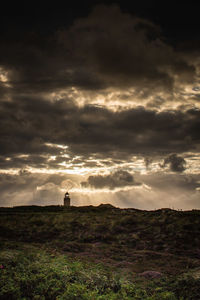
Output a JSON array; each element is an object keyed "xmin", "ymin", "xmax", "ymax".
[{"xmin": 0, "ymin": 204, "xmax": 200, "ymax": 299}]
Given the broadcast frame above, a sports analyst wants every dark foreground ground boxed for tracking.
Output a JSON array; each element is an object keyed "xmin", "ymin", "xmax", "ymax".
[{"xmin": 0, "ymin": 204, "xmax": 200, "ymax": 299}]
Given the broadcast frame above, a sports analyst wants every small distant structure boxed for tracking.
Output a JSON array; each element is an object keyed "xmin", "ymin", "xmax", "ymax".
[{"xmin": 64, "ymin": 192, "xmax": 71, "ymax": 207}]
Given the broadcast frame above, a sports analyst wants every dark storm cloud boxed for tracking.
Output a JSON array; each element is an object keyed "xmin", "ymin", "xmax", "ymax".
[
  {"xmin": 0, "ymin": 33, "xmax": 105, "ymax": 94},
  {"xmin": 0, "ymin": 5, "xmax": 196, "ymax": 95},
  {"xmin": 81, "ymin": 170, "xmax": 141, "ymax": 189},
  {"xmin": 161, "ymin": 154, "xmax": 186, "ymax": 172},
  {"xmin": 1, "ymin": 3, "xmax": 200, "ymax": 210},
  {"xmin": 0, "ymin": 4, "xmax": 199, "ymax": 173},
  {"xmin": 1, "ymin": 94, "xmax": 200, "ymax": 168},
  {"xmin": 67, "ymin": 106, "xmax": 200, "ymax": 157},
  {"xmin": 0, "ymin": 95, "xmax": 76, "ymax": 156},
  {"xmin": 57, "ymin": 4, "xmax": 195, "ymax": 91}
]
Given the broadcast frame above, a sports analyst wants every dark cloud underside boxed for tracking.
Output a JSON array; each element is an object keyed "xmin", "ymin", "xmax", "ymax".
[
  {"xmin": 81, "ymin": 170, "xmax": 141, "ymax": 189},
  {"xmin": 0, "ymin": 5, "xmax": 196, "ymax": 96},
  {"xmin": 0, "ymin": 98, "xmax": 200, "ymax": 167},
  {"xmin": 0, "ymin": 3, "xmax": 200, "ymax": 208}
]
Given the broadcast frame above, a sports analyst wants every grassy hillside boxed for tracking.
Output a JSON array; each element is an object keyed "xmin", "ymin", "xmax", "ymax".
[{"xmin": 0, "ymin": 205, "xmax": 200, "ymax": 299}]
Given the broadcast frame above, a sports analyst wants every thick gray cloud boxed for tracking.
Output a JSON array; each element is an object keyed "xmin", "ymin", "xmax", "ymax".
[
  {"xmin": 0, "ymin": 5, "xmax": 196, "ymax": 97},
  {"xmin": 81, "ymin": 170, "xmax": 141, "ymax": 189},
  {"xmin": 57, "ymin": 5, "xmax": 195, "ymax": 91},
  {"xmin": 0, "ymin": 4, "xmax": 200, "ymax": 209},
  {"xmin": 0, "ymin": 5, "xmax": 199, "ymax": 171},
  {"xmin": 0, "ymin": 94, "xmax": 200, "ymax": 171},
  {"xmin": 161, "ymin": 154, "xmax": 186, "ymax": 172}
]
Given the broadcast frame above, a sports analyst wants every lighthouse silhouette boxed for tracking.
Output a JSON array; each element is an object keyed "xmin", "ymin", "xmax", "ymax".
[{"xmin": 64, "ymin": 192, "xmax": 70, "ymax": 206}]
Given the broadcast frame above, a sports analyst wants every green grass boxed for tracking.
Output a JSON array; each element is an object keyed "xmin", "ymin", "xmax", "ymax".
[
  {"xmin": 0, "ymin": 205, "xmax": 200, "ymax": 299},
  {"xmin": 0, "ymin": 245, "xmax": 182, "ymax": 300}
]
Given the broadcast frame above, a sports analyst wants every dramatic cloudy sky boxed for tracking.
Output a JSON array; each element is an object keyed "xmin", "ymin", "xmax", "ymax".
[{"xmin": 1, "ymin": 1, "xmax": 200, "ymax": 209}]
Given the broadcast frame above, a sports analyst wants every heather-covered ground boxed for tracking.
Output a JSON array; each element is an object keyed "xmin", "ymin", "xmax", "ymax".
[{"xmin": 0, "ymin": 205, "xmax": 200, "ymax": 299}]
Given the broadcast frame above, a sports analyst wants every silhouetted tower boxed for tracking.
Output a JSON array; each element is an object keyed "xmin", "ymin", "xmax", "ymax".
[{"xmin": 64, "ymin": 192, "xmax": 70, "ymax": 206}]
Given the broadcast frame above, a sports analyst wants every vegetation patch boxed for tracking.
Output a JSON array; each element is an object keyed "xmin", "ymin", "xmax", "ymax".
[{"xmin": 0, "ymin": 205, "xmax": 200, "ymax": 299}]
